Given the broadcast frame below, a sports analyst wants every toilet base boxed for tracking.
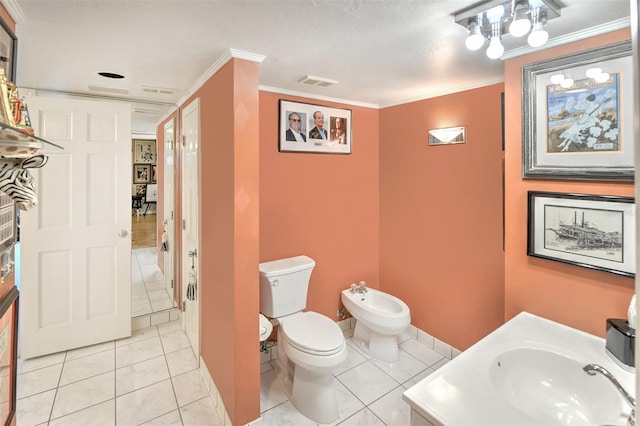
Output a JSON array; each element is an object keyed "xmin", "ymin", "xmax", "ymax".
[
  {"xmin": 353, "ymin": 321, "xmax": 400, "ymax": 362},
  {"xmin": 275, "ymin": 351, "xmax": 340, "ymax": 423}
]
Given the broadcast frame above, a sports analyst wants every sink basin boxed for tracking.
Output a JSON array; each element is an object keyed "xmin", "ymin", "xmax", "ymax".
[
  {"xmin": 403, "ymin": 312, "xmax": 636, "ymax": 425},
  {"xmin": 489, "ymin": 348, "xmax": 629, "ymax": 425}
]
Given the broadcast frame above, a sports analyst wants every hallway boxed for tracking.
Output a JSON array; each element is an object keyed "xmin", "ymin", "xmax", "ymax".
[{"xmin": 16, "ymin": 322, "xmax": 220, "ymax": 425}]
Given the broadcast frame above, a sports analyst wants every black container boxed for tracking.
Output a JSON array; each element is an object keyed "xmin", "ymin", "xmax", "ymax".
[{"xmin": 606, "ymin": 318, "xmax": 635, "ymax": 368}]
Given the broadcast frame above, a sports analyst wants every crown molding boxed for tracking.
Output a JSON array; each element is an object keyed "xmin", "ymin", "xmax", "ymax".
[
  {"xmin": 502, "ymin": 18, "xmax": 631, "ymax": 60},
  {"xmin": 0, "ymin": 0, "xmax": 26, "ymax": 25},
  {"xmin": 176, "ymin": 48, "xmax": 266, "ymax": 107},
  {"xmin": 259, "ymin": 85, "xmax": 379, "ymax": 109}
]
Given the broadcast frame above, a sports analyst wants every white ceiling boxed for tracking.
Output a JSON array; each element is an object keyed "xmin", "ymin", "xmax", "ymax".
[{"xmin": 7, "ymin": 0, "xmax": 631, "ymax": 135}]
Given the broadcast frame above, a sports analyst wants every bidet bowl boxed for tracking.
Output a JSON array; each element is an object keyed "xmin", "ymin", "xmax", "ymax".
[
  {"xmin": 489, "ymin": 348, "xmax": 629, "ymax": 425},
  {"xmin": 341, "ymin": 288, "xmax": 410, "ymax": 335}
]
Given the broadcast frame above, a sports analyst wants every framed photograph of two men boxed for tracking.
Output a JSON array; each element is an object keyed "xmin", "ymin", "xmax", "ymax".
[{"xmin": 279, "ymin": 99, "xmax": 352, "ymax": 154}]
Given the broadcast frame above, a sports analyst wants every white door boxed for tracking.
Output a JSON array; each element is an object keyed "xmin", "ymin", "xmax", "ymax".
[
  {"xmin": 181, "ymin": 99, "xmax": 200, "ymax": 357},
  {"xmin": 20, "ymin": 95, "xmax": 132, "ymax": 359},
  {"xmin": 163, "ymin": 119, "xmax": 175, "ymax": 304}
]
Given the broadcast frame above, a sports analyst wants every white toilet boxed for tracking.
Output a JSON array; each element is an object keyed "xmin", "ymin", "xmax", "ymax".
[{"xmin": 259, "ymin": 255, "xmax": 347, "ymax": 424}]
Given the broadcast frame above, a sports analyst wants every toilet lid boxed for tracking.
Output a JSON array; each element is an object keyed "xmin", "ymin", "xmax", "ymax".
[{"xmin": 281, "ymin": 312, "xmax": 344, "ymax": 354}]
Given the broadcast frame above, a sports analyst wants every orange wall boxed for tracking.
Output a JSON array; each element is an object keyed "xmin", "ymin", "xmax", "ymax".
[
  {"xmin": 379, "ymin": 84, "xmax": 506, "ymax": 351},
  {"xmin": 192, "ymin": 59, "xmax": 260, "ymax": 426},
  {"xmin": 259, "ymin": 92, "xmax": 380, "ymax": 319},
  {"xmin": 504, "ymin": 29, "xmax": 634, "ymax": 336}
]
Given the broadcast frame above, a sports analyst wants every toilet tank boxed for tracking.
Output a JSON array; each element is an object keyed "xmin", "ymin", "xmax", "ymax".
[{"xmin": 259, "ymin": 255, "xmax": 315, "ymax": 318}]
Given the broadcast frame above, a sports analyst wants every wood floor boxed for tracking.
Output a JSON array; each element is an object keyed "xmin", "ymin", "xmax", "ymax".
[{"xmin": 132, "ymin": 213, "xmax": 157, "ymax": 249}]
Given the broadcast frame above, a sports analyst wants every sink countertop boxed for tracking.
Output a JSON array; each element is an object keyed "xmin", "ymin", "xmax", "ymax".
[{"xmin": 402, "ymin": 311, "xmax": 636, "ymax": 425}]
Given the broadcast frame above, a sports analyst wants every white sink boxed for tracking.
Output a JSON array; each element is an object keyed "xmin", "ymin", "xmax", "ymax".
[
  {"xmin": 489, "ymin": 348, "xmax": 627, "ymax": 425},
  {"xmin": 403, "ymin": 312, "xmax": 635, "ymax": 425}
]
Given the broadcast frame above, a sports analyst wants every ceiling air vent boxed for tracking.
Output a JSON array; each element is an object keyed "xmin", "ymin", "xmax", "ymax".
[
  {"xmin": 140, "ymin": 85, "xmax": 176, "ymax": 96},
  {"xmin": 298, "ymin": 75, "xmax": 338, "ymax": 87},
  {"xmin": 88, "ymin": 85, "xmax": 129, "ymax": 95},
  {"xmin": 133, "ymin": 107, "xmax": 161, "ymax": 115}
]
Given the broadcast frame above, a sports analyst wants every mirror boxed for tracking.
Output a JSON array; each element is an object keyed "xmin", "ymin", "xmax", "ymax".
[{"xmin": 131, "ymin": 130, "xmax": 176, "ymax": 318}]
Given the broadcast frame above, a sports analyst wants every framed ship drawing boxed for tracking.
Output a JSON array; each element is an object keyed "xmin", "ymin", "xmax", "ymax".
[{"xmin": 527, "ymin": 191, "xmax": 635, "ymax": 277}]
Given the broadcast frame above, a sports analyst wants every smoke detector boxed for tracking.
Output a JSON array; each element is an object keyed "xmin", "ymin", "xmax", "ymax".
[{"xmin": 298, "ymin": 75, "xmax": 338, "ymax": 87}]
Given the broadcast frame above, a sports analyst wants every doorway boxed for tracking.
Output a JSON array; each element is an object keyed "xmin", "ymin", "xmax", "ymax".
[{"xmin": 131, "ymin": 137, "xmax": 175, "ymax": 318}]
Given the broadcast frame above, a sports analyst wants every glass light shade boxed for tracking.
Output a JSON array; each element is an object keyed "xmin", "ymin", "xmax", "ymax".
[
  {"xmin": 486, "ymin": 37, "xmax": 504, "ymax": 59},
  {"xmin": 465, "ymin": 25, "xmax": 485, "ymax": 50},
  {"xmin": 550, "ymin": 74, "xmax": 564, "ymax": 85},
  {"xmin": 509, "ymin": 17, "xmax": 531, "ymax": 37},
  {"xmin": 594, "ymin": 72, "xmax": 610, "ymax": 83},
  {"xmin": 585, "ymin": 67, "xmax": 602, "ymax": 79},
  {"xmin": 509, "ymin": 4, "xmax": 531, "ymax": 37},
  {"xmin": 527, "ymin": 22, "xmax": 548, "ymax": 47},
  {"xmin": 560, "ymin": 77, "xmax": 574, "ymax": 88}
]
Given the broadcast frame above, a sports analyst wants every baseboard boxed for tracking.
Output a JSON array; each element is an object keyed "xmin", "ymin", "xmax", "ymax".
[
  {"xmin": 199, "ymin": 356, "xmax": 234, "ymax": 425},
  {"xmin": 131, "ymin": 307, "xmax": 180, "ymax": 330}
]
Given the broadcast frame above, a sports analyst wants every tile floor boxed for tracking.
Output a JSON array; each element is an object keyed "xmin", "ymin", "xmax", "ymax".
[
  {"xmin": 16, "ymin": 321, "xmax": 221, "ymax": 426},
  {"xmin": 259, "ymin": 332, "xmax": 451, "ymax": 425},
  {"xmin": 132, "ymin": 247, "xmax": 174, "ymax": 317}
]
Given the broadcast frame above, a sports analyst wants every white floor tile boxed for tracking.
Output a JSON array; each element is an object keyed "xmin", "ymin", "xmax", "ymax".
[
  {"xmin": 334, "ymin": 343, "xmax": 368, "ymax": 376},
  {"xmin": 337, "ymin": 407, "xmax": 386, "ymax": 426},
  {"xmin": 336, "ymin": 361, "xmax": 399, "ymax": 406},
  {"xmin": 333, "ymin": 378, "xmax": 366, "ymax": 423},
  {"xmin": 116, "ymin": 336, "xmax": 164, "ymax": 369},
  {"xmin": 180, "ymin": 396, "xmax": 222, "ymax": 426},
  {"xmin": 48, "ymin": 399, "xmax": 115, "ymax": 426},
  {"xmin": 115, "ymin": 325, "xmax": 159, "ymax": 347},
  {"xmin": 402, "ymin": 367, "xmax": 435, "ymax": 388},
  {"xmin": 17, "ymin": 363, "xmax": 63, "ymax": 399},
  {"xmin": 59, "ymin": 349, "xmax": 114, "ymax": 386},
  {"xmin": 17, "ymin": 352, "xmax": 66, "ymax": 374},
  {"xmin": 140, "ymin": 409, "xmax": 182, "ymax": 425},
  {"xmin": 259, "ymin": 369, "xmax": 288, "ymax": 413},
  {"xmin": 116, "ymin": 355, "xmax": 170, "ymax": 396},
  {"xmin": 399, "ymin": 339, "xmax": 445, "ymax": 367},
  {"xmin": 259, "ymin": 400, "xmax": 316, "ymax": 426},
  {"xmin": 133, "ymin": 303, "xmax": 153, "ymax": 317},
  {"xmin": 160, "ymin": 329, "xmax": 191, "ymax": 354},
  {"xmin": 115, "ymin": 379, "xmax": 177, "ymax": 425},
  {"xmin": 370, "ymin": 349, "xmax": 428, "ymax": 384},
  {"xmin": 16, "ymin": 388, "xmax": 56, "ymax": 426},
  {"xmin": 171, "ymin": 369, "xmax": 209, "ymax": 408},
  {"xmin": 51, "ymin": 371, "xmax": 115, "ymax": 420},
  {"xmin": 157, "ymin": 321, "xmax": 182, "ymax": 336},
  {"xmin": 165, "ymin": 347, "xmax": 198, "ymax": 377},
  {"xmin": 368, "ymin": 386, "xmax": 411, "ymax": 426}
]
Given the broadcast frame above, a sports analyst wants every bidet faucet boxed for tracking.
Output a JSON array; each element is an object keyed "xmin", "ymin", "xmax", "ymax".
[
  {"xmin": 350, "ymin": 281, "xmax": 368, "ymax": 294},
  {"xmin": 583, "ymin": 363, "xmax": 635, "ymax": 426}
]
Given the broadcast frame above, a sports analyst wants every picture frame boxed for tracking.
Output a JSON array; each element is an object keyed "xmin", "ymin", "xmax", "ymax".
[
  {"xmin": 428, "ymin": 126, "xmax": 465, "ymax": 146},
  {"xmin": 151, "ymin": 165, "xmax": 157, "ymax": 183},
  {"xmin": 133, "ymin": 164, "xmax": 150, "ymax": 184},
  {"xmin": 278, "ymin": 99, "xmax": 351, "ymax": 154},
  {"xmin": 0, "ymin": 18, "xmax": 16, "ymax": 83},
  {"xmin": 527, "ymin": 191, "xmax": 635, "ymax": 277},
  {"xmin": 133, "ymin": 140, "xmax": 156, "ymax": 164},
  {"xmin": 522, "ymin": 41, "xmax": 634, "ymax": 181}
]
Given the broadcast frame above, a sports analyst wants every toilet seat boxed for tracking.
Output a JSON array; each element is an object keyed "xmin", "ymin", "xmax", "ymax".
[{"xmin": 281, "ymin": 311, "xmax": 345, "ymax": 356}]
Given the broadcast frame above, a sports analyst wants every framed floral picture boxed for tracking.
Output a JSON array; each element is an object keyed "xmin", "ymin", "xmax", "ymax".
[{"xmin": 522, "ymin": 41, "xmax": 633, "ymax": 181}]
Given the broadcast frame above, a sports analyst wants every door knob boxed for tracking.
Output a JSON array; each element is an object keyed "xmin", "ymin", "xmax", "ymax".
[{"xmin": 118, "ymin": 230, "xmax": 129, "ymax": 238}]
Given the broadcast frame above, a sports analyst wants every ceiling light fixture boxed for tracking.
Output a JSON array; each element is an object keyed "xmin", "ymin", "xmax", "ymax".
[{"xmin": 454, "ymin": 0, "xmax": 562, "ymax": 60}]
